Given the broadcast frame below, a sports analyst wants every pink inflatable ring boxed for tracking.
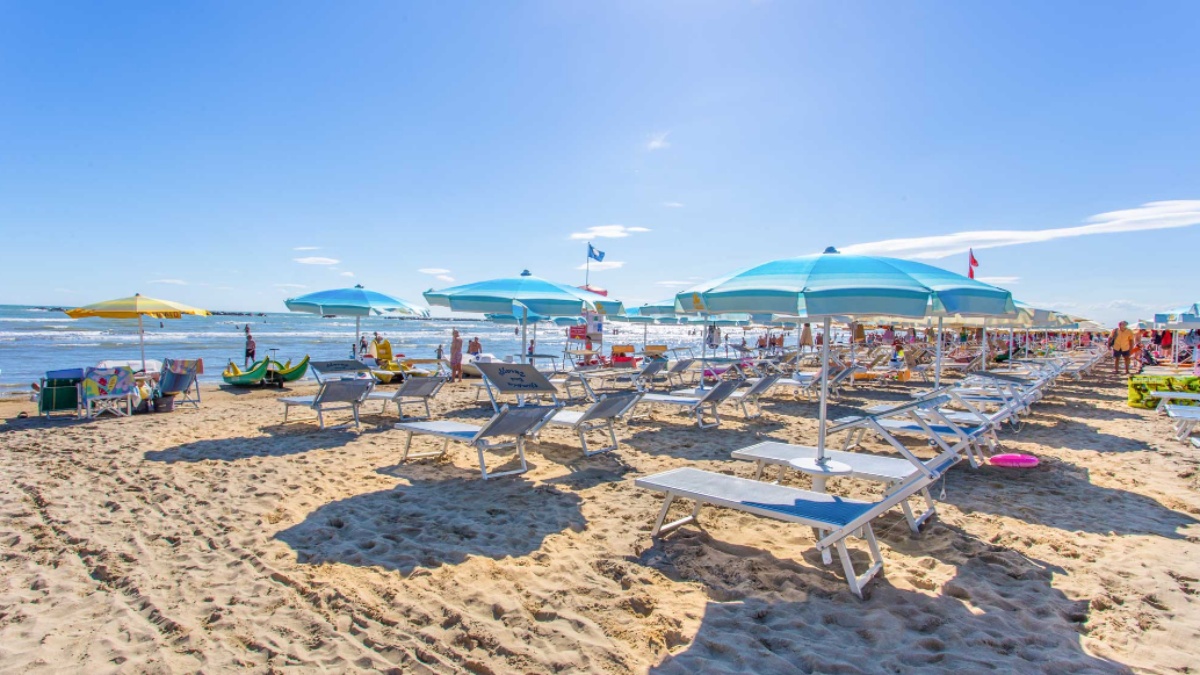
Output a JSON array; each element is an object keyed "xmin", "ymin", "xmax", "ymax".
[{"xmin": 989, "ymin": 453, "xmax": 1039, "ymax": 468}]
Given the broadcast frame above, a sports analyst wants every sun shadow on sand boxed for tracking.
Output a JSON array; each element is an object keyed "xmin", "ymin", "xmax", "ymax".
[
  {"xmin": 144, "ymin": 427, "xmax": 371, "ymax": 462},
  {"xmin": 639, "ymin": 525, "xmax": 1130, "ymax": 673},
  {"xmin": 1015, "ymin": 417, "xmax": 1154, "ymax": 454},
  {"xmin": 949, "ymin": 460, "xmax": 1198, "ymax": 538},
  {"xmin": 274, "ymin": 477, "xmax": 586, "ymax": 575}
]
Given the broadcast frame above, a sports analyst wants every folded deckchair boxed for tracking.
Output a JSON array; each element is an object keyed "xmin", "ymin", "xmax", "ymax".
[
  {"xmin": 542, "ymin": 392, "xmax": 642, "ymax": 455},
  {"xmin": 367, "ymin": 376, "xmax": 445, "ymax": 420},
  {"xmin": 155, "ymin": 358, "xmax": 202, "ymax": 408},
  {"xmin": 475, "ymin": 361, "xmax": 562, "ymax": 412},
  {"xmin": 634, "ymin": 379, "xmax": 741, "ymax": 429},
  {"xmin": 279, "ymin": 378, "xmax": 374, "ymax": 430},
  {"xmin": 635, "ymin": 455, "xmax": 957, "ymax": 598},
  {"xmin": 394, "ymin": 405, "xmax": 556, "ymax": 479},
  {"xmin": 81, "ymin": 367, "xmax": 136, "ymax": 419}
]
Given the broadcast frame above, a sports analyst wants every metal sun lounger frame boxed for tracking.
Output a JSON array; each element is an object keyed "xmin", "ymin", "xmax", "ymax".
[
  {"xmin": 366, "ymin": 376, "xmax": 446, "ymax": 420},
  {"xmin": 394, "ymin": 405, "xmax": 556, "ymax": 480},
  {"xmin": 279, "ymin": 378, "xmax": 374, "ymax": 430},
  {"xmin": 541, "ymin": 392, "xmax": 643, "ymax": 456},
  {"xmin": 633, "ymin": 379, "xmax": 742, "ymax": 429},
  {"xmin": 635, "ymin": 447, "xmax": 958, "ymax": 598},
  {"xmin": 834, "ymin": 392, "xmax": 993, "ymax": 468}
]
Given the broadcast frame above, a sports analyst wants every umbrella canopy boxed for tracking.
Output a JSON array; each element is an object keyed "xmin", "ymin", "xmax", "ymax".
[
  {"xmin": 285, "ymin": 284, "xmax": 429, "ymax": 350},
  {"xmin": 65, "ymin": 293, "xmax": 210, "ymax": 372},
  {"xmin": 425, "ymin": 270, "xmax": 624, "ymax": 362},
  {"xmin": 678, "ymin": 247, "xmax": 1015, "ymax": 462},
  {"xmin": 285, "ymin": 285, "xmax": 428, "ymax": 317}
]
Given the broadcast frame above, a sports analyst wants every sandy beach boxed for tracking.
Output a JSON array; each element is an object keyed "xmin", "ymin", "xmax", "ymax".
[{"xmin": 1, "ymin": 371, "xmax": 1197, "ymax": 674}]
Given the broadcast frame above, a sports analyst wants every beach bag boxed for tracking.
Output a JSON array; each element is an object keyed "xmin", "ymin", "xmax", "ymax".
[{"xmin": 1106, "ymin": 332, "xmax": 1115, "ymax": 348}]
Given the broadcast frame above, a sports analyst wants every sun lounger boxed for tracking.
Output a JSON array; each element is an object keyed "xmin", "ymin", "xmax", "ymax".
[
  {"xmin": 394, "ymin": 405, "xmax": 556, "ymax": 479},
  {"xmin": 475, "ymin": 362, "xmax": 562, "ymax": 412},
  {"xmin": 834, "ymin": 394, "xmax": 992, "ymax": 467},
  {"xmin": 634, "ymin": 379, "xmax": 741, "ymax": 429},
  {"xmin": 733, "ymin": 423, "xmax": 962, "ymax": 533},
  {"xmin": 155, "ymin": 358, "xmax": 202, "ymax": 408},
  {"xmin": 279, "ymin": 378, "xmax": 374, "ymax": 430},
  {"xmin": 366, "ymin": 376, "xmax": 445, "ymax": 420},
  {"xmin": 81, "ymin": 366, "xmax": 136, "ymax": 419},
  {"xmin": 1144, "ymin": 390, "xmax": 1200, "ymax": 414},
  {"xmin": 727, "ymin": 374, "xmax": 781, "ymax": 419},
  {"xmin": 309, "ymin": 359, "xmax": 374, "ymax": 383},
  {"xmin": 542, "ymin": 392, "xmax": 642, "ymax": 455},
  {"xmin": 635, "ymin": 459, "xmax": 955, "ymax": 598},
  {"xmin": 1164, "ymin": 404, "xmax": 1200, "ymax": 442},
  {"xmin": 664, "ymin": 358, "xmax": 698, "ymax": 388}
]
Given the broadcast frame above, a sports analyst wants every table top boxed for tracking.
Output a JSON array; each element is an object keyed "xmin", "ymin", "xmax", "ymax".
[{"xmin": 788, "ymin": 457, "xmax": 853, "ymax": 477}]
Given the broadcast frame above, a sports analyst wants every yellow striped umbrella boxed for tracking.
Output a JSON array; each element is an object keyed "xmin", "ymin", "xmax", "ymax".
[{"xmin": 65, "ymin": 293, "xmax": 211, "ymax": 372}]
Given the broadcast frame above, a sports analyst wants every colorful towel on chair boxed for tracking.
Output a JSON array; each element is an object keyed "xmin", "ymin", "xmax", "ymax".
[
  {"xmin": 82, "ymin": 367, "xmax": 135, "ymax": 400},
  {"xmin": 1127, "ymin": 375, "xmax": 1200, "ymax": 409}
]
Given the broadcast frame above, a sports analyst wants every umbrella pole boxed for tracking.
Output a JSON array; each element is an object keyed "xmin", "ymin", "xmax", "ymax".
[
  {"xmin": 521, "ymin": 306, "xmax": 529, "ymax": 364},
  {"xmin": 355, "ymin": 317, "xmax": 361, "ymax": 356},
  {"xmin": 817, "ymin": 316, "xmax": 832, "ymax": 460},
  {"xmin": 644, "ymin": 322, "xmax": 648, "ymax": 349},
  {"xmin": 934, "ymin": 316, "xmax": 944, "ymax": 387},
  {"xmin": 138, "ymin": 314, "xmax": 147, "ymax": 374},
  {"xmin": 981, "ymin": 327, "xmax": 988, "ymax": 371}
]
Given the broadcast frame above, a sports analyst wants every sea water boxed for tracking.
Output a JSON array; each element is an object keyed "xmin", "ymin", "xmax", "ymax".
[{"xmin": 0, "ymin": 305, "xmax": 776, "ymax": 396}]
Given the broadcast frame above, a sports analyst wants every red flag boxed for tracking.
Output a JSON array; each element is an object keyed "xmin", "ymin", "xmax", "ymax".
[
  {"xmin": 969, "ymin": 248, "xmax": 979, "ymax": 267},
  {"xmin": 968, "ymin": 248, "xmax": 979, "ymax": 278},
  {"xmin": 968, "ymin": 267, "xmax": 975, "ymax": 279}
]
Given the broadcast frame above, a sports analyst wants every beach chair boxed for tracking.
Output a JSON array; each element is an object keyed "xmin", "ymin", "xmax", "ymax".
[
  {"xmin": 279, "ymin": 378, "xmax": 374, "ymax": 430},
  {"xmin": 664, "ymin": 358, "xmax": 697, "ymax": 389},
  {"xmin": 36, "ymin": 368, "xmax": 83, "ymax": 418},
  {"xmin": 366, "ymin": 376, "xmax": 445, "ymax": 420},
  {"xmin": 834, "ymin": 393, "xmax": 993, "ymax": 467},
  {"xmin": 732, "ymin": 399, "xmax": 963, "ymax": 533},
  {"xmin": 634, "ymin": 379, "xmax": 741, "ymax": 429},
  {"xmin": 542, "ymin": 392, "xmax": 642, "ymax": 456},
  {"xmin": 635, "ymin": 452, "xmax": 957, "ymax": 598},
  {"xmin": 617, "ymin": 359, "xmax": 668, "ymax": 392},
  {"xmin": 309, "ymin": 359, "xmax": 375, "ymax": 383},
  {"xmin": 1164, "ymin": 404, "xmax": 1200, "ymax": 443},
  {"xmin": 155, "ymin": 358, "xmax": 202, "ymax": 408},
  {"xmin": 475, "ymin": 362, "xmax": 562, "ymax": 412},
  {"xmin": 727, "ymin": 374, "xmax": 781, "ymax": 419},
  {"xmin": 81, "ymin": 367, "xmax": 136, "ymax": 419},
  {"xmin": 394, "ymin": 405, "xmax": 556, "ymax": 479}
]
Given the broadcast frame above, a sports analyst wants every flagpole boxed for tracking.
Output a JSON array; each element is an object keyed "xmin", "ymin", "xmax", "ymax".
[{"xmin": 585, "ymin": 242, "xmax": 590, "ymax": 288}]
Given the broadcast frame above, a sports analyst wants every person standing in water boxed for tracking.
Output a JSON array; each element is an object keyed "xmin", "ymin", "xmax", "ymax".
[
  {"xmin": 450, "ymin": 329, "xmax": 464, "ymax": 382},
  {"xmin": 244, "ymin": 328, "xmax": 256, "ymax": 368}
]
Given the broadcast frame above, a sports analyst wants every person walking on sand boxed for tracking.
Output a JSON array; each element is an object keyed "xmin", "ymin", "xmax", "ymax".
[
  {"xmin": 450, "ymin": 329, "xmax": 464, "ymax": 382},
  {"xmin": 1110, "ymin": 321, "xmax": 1136, "ymax": 375}
]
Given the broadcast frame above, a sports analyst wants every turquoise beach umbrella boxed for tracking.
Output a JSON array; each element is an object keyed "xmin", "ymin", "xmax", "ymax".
[
  {"xmin": 285, "ymin": 284, "xmax": 429, "ymax": 347},
  {"xmin": 678, "ymin": 247, "xmax": 1015, "ymax": 461},
  {"xmin": 426, "ymin": 270, "xmax": 624, "ymax": 362}
]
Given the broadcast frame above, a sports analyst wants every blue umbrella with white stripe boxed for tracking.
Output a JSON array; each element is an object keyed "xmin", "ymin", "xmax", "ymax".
[
  {"xmin": 425, "ymin": 270, "xmax": 624, "ymax": 362},
  {"xmin": 285, "ymin": 284, "xmax": 429, "ymax": 347},
  {"xmin": 678, "ymin": 247, "xmax": 1015, "ymax": 461}
]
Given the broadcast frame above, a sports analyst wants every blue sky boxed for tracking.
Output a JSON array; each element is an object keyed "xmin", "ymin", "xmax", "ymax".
[{"xmin": 2, "ymin": 1, "xmax": 1198, "ymax": 324}]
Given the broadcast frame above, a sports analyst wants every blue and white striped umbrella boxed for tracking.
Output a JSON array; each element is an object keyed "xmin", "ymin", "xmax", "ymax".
[
  {"xmin": 677, "ymin": 247, "xmax": 1015, "ymax": 460},
  {"xmin": 426, "ymin": 270, "xmax": 624, "ymax": 361}
]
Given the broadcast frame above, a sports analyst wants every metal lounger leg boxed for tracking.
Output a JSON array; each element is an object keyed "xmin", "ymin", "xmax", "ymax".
[{"xmin": 653, "ymin": 494, "xmax": 702, "ymax": 536}]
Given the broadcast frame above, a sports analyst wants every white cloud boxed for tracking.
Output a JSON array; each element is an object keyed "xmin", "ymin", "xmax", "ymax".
[
  {"xmin": 418, "ymin": 268, "xmax": 451, "ymax": 275},
  {"xmin": 151, "ymin": 279, "xmax": 188, "ymax": 286},
  {"xmin": 841, "ymin": 200, "xmax": 1200, "ymax": 260},
  {"xmin": 294, "ymin": 256, "xmax": 340, "ymax": 265},
  {"xmin": 646, "ymin": 131, "xmax": 671, "ymax": 151},
  {"xmin": 576, "ymin": 261, "xmax": 625, "ymax": 272},
  {"xmin": 655, "ymin": 280, "xmax": 693, "ymax": 287},
  {"xmin": 662, "ymin": 201, "xmax": 684, "ymax": 208},
  {"xmin": 975, "ymin": 276, "xmax": 1020, "ymax": 285},
  {"xmin": 293, "ymin": 246, "xmax": 320, "ymax": 251},
  {"xmin": 339, "ymin": 271, "xmax": 354, "ymax": 277},
  {"xmin": 436, "ymin": 274, "xmax": 455, "ymax": 282},
  {"xmin": 568, "ymin": 225, "xmax": 651, "ymax": 240},
  {"xmin": 274, "ymin": 283, "xmax": 307, "ymax": 289}
]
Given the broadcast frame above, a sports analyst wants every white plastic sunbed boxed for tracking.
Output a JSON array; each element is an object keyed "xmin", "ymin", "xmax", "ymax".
[
  {"xmin": 541, "ymin": 392, "xmax": 642, "ymax": 455},
  {"xmin": 394, "ymin": 405, "xmax": 555, "ymax": 479},
  {"xmin": 634, "ymin": 379, "xmax": 741, "ymax": 429},
  {"xmin": 635, "ymin": 457, "xmax": 956, "ymax": 598},
  {"xmin": 1164, "ymin": 404, "xmax": 1200, "ymax": 443},
  {"xmin": 279, "ymin": 378, "xmax": 374, "ymax": 430},
  {"xmin": 1145, "ymin": 391, "xmax": 1200, "ymax": 414},
  {"xmin": 366, "ymin": 376, "xmax": 445, "ymax": 420}
]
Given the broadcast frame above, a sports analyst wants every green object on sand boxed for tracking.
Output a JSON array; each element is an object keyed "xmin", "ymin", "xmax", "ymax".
[{"xmin": 222, "ymin": 359, "xmax": 271, "ymax": 386}]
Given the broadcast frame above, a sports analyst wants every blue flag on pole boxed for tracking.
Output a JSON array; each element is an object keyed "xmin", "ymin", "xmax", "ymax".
[{"xmin": 588, "ymin": 244, "xmax": 605, "ymax": 262}]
